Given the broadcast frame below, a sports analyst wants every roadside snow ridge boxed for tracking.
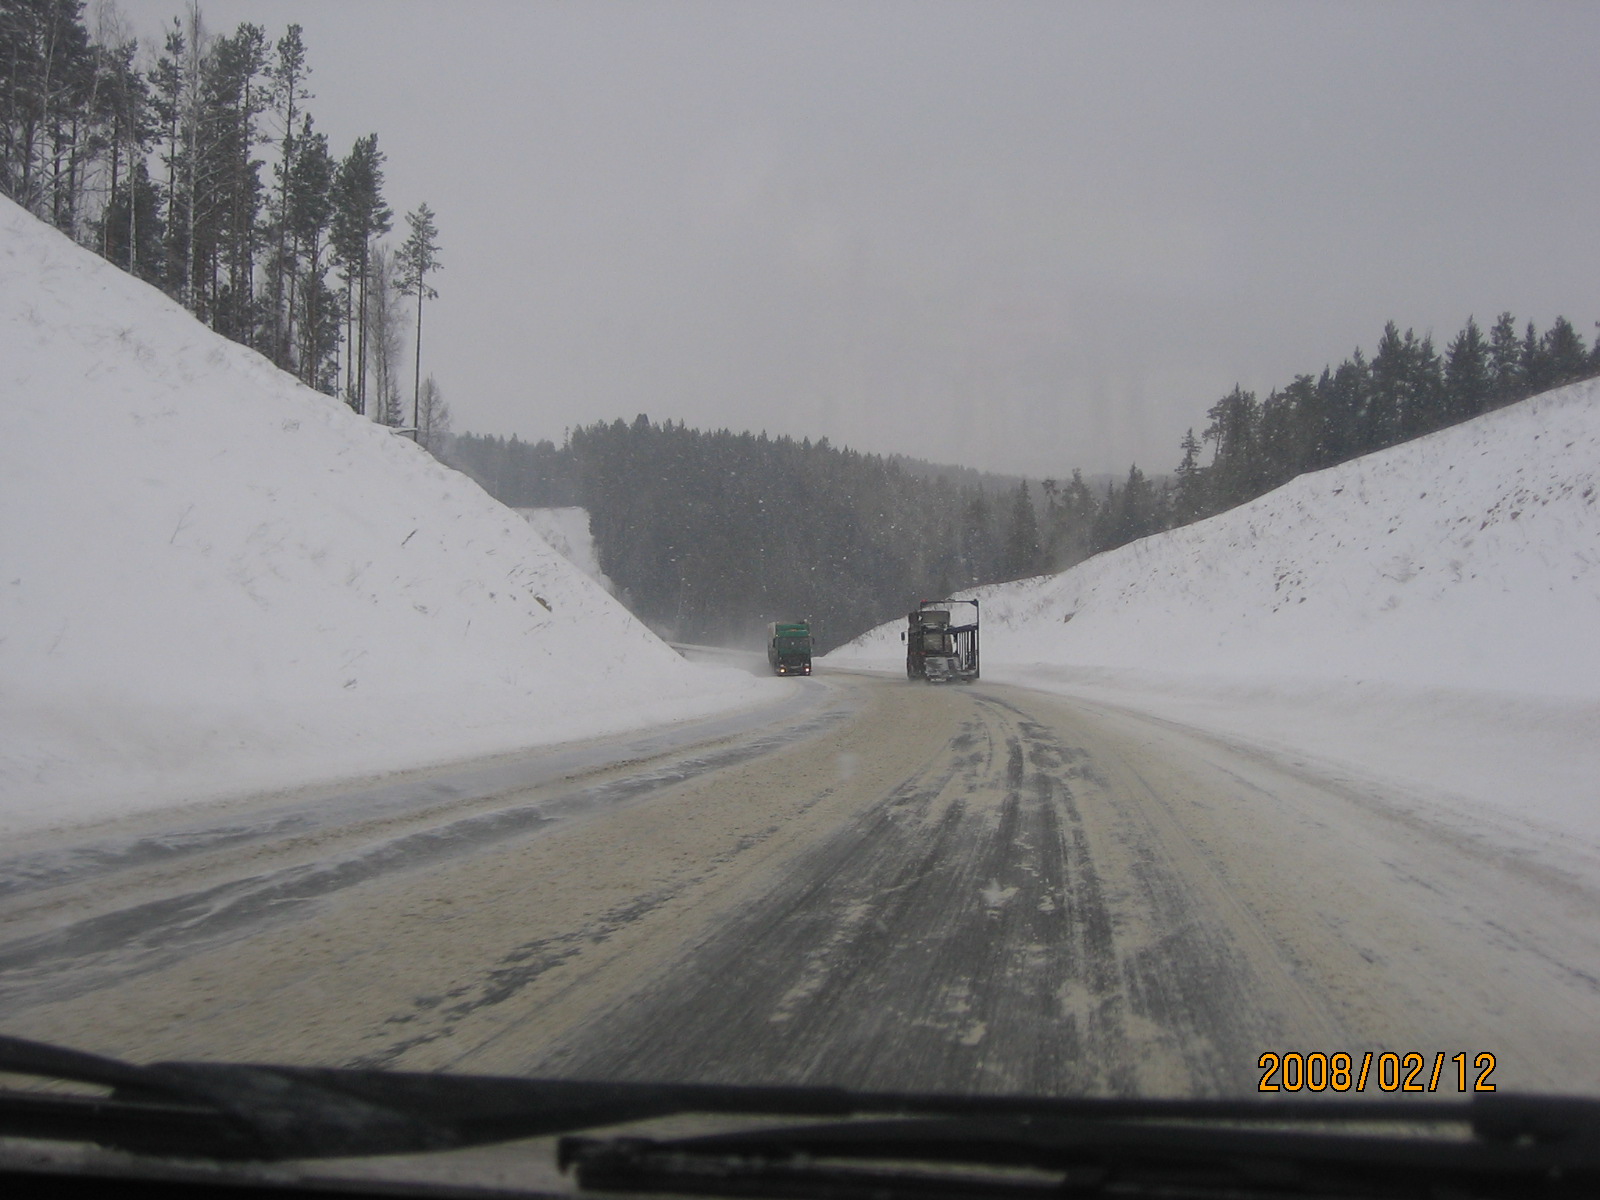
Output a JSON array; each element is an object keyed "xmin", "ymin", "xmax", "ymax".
[
  {"xmin": 835, "ymin": 379, "xmax": 1600, "ymax": 699},
  {"xmin": 0, "ymin": 195, "xmax": 764, "ymax": 832}
]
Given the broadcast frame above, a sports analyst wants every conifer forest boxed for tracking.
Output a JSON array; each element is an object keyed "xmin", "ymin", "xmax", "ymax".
[{"xmin": 1, "ymin": 0, "xmax": 446, "ymax": 441}]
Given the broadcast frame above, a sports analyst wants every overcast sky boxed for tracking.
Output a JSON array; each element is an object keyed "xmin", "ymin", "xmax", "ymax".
[{"xmin": 114, "ymin": 0, "xmax": 1600, "ymax": 477}]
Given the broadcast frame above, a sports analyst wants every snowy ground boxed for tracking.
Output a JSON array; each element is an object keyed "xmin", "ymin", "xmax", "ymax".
[
  {"xmin": 830, "ymin": 381, "xmax": 1600, "ymax": 845},
  {"xmin": 514, "ymin": 508, "xmax": 615, "ymax": 594},
  {"xmin": 0, "ymin": 197, "xmax": 776, "ymax": 838}
]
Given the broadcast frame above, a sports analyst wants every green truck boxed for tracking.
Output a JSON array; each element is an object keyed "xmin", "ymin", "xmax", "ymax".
[{"xmin": 766, "ymin": 621, "xmax": 814, "ymax": 676}]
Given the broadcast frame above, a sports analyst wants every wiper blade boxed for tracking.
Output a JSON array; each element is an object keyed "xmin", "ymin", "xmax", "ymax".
[
  {"xmin": 4, "ymin": 1034, "xmax": 1600, "ymax": 1191},
  {"xmin": 2, "ymin": 1033, "xmax": 910, "ymax": 1159},
  {"xmin": 560, "ymin": 1107, "xmax": 1600, "ymax": 1199},
  {"xmin": 0, "ymin": 1035, "xmax": 447, "ymax": 1159}
]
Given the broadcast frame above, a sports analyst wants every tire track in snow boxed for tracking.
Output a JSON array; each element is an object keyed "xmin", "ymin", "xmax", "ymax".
[{"xmin": 512, "ymin": 689, "xmax": 1314, "ymax": 1095}]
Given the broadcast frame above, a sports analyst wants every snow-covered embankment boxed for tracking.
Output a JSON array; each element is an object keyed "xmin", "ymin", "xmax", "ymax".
[
  {"xmin": 830, "ymin": 381, "xmax": 1600, "ymax": 840},
  {"xmin": 0, "ymin": 196, "xmax": 773, "ymax": 836}
]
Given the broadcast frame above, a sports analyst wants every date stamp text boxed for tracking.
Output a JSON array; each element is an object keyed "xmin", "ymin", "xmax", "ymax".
[{"xmin": 1257, "ymin": 1051, "xmax": 1496, "ymax": 1093}]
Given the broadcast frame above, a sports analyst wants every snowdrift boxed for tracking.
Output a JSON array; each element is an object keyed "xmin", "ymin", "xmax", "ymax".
[
  {"xmin": 835, "ymin": 380, "xmax": 1600, "ymax": 696},
  {"xmin": 515, "ymin": 508, "xmax": 616, "ymax": 594},
  {"xmin": 830, "ymin": 379, "xmax": 1600, "ymax": 840},
  {"xmin": 0, "ymin": 197, "xmax": 769, "ymax": 834}
]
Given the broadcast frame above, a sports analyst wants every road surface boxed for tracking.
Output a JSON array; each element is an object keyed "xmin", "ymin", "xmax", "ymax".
[{"xmin": 3, "ymin": 669, "xmax": 1598, "ymax": 1097}]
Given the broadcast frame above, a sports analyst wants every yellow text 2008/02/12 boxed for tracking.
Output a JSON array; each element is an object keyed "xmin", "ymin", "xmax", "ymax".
[{"xmin": 1257, "ymin": 1051, "xmax": 1497, "ymax": 1093}]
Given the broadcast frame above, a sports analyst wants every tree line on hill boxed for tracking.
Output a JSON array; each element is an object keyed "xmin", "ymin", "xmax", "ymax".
[
  {"xmin": 0, "ymin": 0, "xmax": 450, "ymax": 444},
  {"xmin": 1170, "ymin": 313, "xmax": 1600, "ymax": 524},
  {"xmin": 450, "ymin": 311, "xmax": 1597, "ymax": 651},
  {"xmin": 447, "ymin": 419, "xmax": 1059, "ymax": 652}
]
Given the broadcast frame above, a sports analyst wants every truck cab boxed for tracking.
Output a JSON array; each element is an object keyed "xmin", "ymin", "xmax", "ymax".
[
  {"xmin": 767, "ymin": 621, "xmax": 813, "ymax": 676},
  {"xmin": 903, "ymin": 599, "xmax": 979, "ymax": 682}
]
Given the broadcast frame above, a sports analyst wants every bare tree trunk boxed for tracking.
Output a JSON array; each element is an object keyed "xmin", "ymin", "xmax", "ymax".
[
  {"xmin": 411, "ymin": 286, "xmax": 424, "ymax": 436},
  {"xmin": 183, "ymin": 5, "xmax": 204, "ymax": 311},
  {"xmin": 356, "ymin": 240, "xmax": 369, "ymax": 415},
  {"xmin": 104, "ymin": 139, "xmax": 121, "ymax": 260},
  {"xmin": 341, "ymin": 272, "xmax": 355, "ymax": 406},
  {"xmin": 365, "ymin": 246, "xmax": 405, "ymax": 426}
]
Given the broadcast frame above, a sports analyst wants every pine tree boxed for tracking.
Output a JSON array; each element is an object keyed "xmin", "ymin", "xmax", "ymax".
[
  {"xmin": 1365, "ymin": 322, "xmax": 1445, "ymax": 442},
  {"xmin": 1046, "ymin": 470, "xmax": 1098, "ymax": 568},
  {"xmin": 1083, "ymin": 479, "xmax": 1110, "ymax": 554},
  {"xmin": 1540, "ymin": 316, "xmax": 1590, "ymax": 388},
  {"xmin": 86, "ymin": 25, "xmax": 151, "ymax": 273},
  {"xmin": 396, "ymin": 201, "xmax": 441, "ymax": 436},
  {"xmin": 1172, "ymin": 428, "xmax": 1207, "ymax": 523},
  {"xmin": 146, "ymin": 16, "xmax": 186, "ymax": 296},
  {"xmin": 1406, "ymin": 330, "xmax": 1444, "ymax": 437},
  {"xmin": 1367, "ymin": 322, "xmax": 1409, "ymax": 446},
  {"xmin": 175, "ymin": 5, "xmax": 212, "ymax": 315},
  {"xmin": 1321, "ymin": 353, "xmax": 1369, "ymax": 466},
  {"xmin": 330, "ymin": 133, "xmax": 390, "ymax": 413},
  {"xmin": 1202, "ymin": 385, "xmax": 1259, "ymax": 508},
  {"xmin": 48, "ymin": 11, "xmax": 97, "ymax": 237},
  {"xmin": 1443, "ymin": 317, "xmax": 1491, "ymax": 422},
  {"xmin": 1002, "ymin": 482, "xmax": 1041, "ymax": 579},
  {"xmin": 264, "ymin": 24, "xmax": 311, "ymax": 368},
  {"xmin": 1488, "ymin": 312, "xmax": 1522, "ymax": 407},
  {"xmin": 287, "ymin": 116, "xmax": 337, "ymax": 389},
  {"xmin": 1257, "ymin": 377, "xmax": 1319, "ymax": 488},
  {"xmin": 958, "ymin": 493, "xmax": 994, "ymax": 586},
  {"xmin": 1520, "ymin": 321, "xmax": 1549, "ymax": 397},
  {"xmin": 1111, "ymin": 465, "xmax": 1159, "ymax": 549},
  {"xmin": 199, "ymin": 22, "xmax": 268, "ymax": 345},
  {"xmin": 171, "ymin": 7, "xmax": 223, "ymax": 321}
]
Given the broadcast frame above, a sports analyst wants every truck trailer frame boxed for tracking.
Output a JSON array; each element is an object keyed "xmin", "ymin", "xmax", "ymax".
[{"xmin": 903, "ymin": 599, "xmax": 979, "ymax": 683}]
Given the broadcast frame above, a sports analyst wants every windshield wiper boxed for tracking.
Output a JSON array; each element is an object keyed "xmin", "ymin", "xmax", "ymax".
[
  {"xmin": 3, "ymin": 1035, "xmax": 1599, "ymax": 1197},
  {"xmin": 560, "ymin": 1102, "xmax": 1600, "ymax": 1199},
  {"xmin": 0, "ymin": 1034, "xmax": 446, "ymax": 1160}
]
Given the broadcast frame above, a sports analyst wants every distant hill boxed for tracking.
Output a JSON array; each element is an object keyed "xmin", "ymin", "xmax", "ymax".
[
  {"xmin": 887, "ymin": 454, "xmax": 1121, "ymax": 497},
  {"xmin": 447, "ymin": 421, "xmax": 1066, "ymax": 652}
]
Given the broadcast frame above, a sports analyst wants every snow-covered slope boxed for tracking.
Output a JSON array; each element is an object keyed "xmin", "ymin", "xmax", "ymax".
[
  {"xmin": 0, "ymin": 197, "xmax": 771, "ymax": 835},
  {"xmin": 515, "ymin": 508, "xmax": 615, "ymax": 594},
  {"xmin": 830, "ymin": 381, "xmax": 1600, "ymax": 838},
  {"xmin": 836, "ymin": 382, "xmax": 1600, "ymax": 694}
]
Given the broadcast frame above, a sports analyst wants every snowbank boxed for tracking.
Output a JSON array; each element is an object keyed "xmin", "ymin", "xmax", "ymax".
[
  {"xmin": 830, "ymin": 381, "xmax": 1600, "ymax": 840},
  {"xmin": 515, "ymin": 508, "xmax": 615, "ymax": 594},
  {"xmin": 0, "ymin": 197, "xmax": 773, "ymax": 836}
]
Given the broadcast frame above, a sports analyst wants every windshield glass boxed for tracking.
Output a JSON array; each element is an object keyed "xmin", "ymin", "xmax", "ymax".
[{"xmin": 3, "ymin": 0, "xmax": 1599, "ymax": 1181}]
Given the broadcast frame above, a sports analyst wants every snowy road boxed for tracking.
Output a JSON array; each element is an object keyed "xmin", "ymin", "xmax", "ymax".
[{"xmin": 4, "ymin": 671, "xmax": 1598, "ymax": 1097}]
